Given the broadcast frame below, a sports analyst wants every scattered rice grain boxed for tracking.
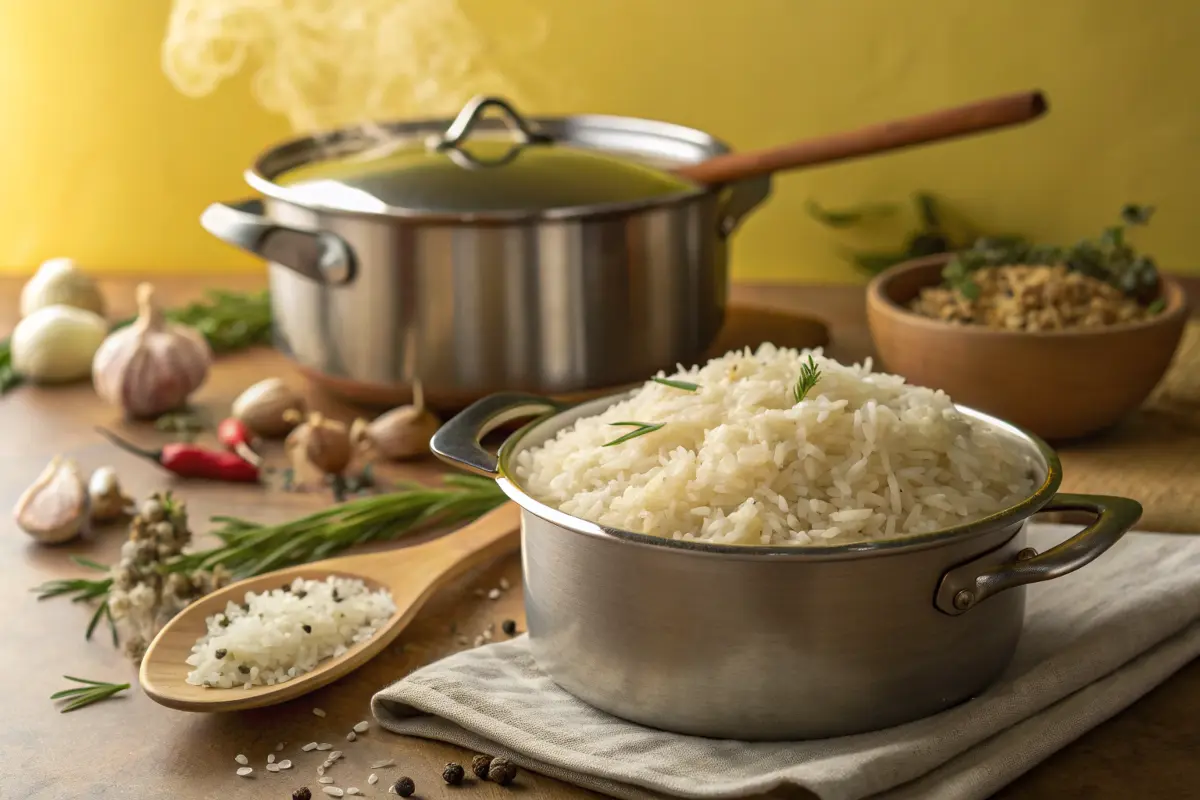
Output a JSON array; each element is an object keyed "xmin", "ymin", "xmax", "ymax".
[
  {"xmin": 236, "ymin": 767, "xmax": 253, "ymax": 777},
  {"xmin": 280, "ymin": 760, "xmax": 293, "ymax": 769},
  {"xmin": 353, "ymin": 720, "xmax": 369, "ymax": 733},
  {"xmin": 487, "ymin": 588, "xmax": 501, "ymax": 600},
  {"xmin": 268, "ymin": 754, "xmax": 276, "ymax": 764},
  {"xmin": 302, "ymin": 742, "xmax": 319, "ymax": 752},
  {"xmin": 346, "ymin": 731, "xmax": 356, "ymax": 742},
  {"xmin": 319, "ymin": 777, "xmax": 334, "ymax": 784},
  {"xmin": 371, "ymin": 759, "xmax": 395, "ymax": 769},
  {"xmin": 316, "ymin": 743, "xmax": 333, "ymax": 751},
  {"xmin": 322, "ymin": 788, "xmax": 344, "ymax": 798},
  {"xmin": 267, "ymin": 764, "xmax": 280, "ymax": 773},
  {"xmin": 499, "ymin": 577, "xmax": 511, "ymax": 591},
  {"xmin": 368, "ymin": 774, "xmax": 379, "ymax": 785},
  {"xmin": 235, "ymin": 754, "xmax": 249, "ymax": 765},
  {"xmin": 313, "ymin": 707, "xmax": 327, "ymax": 717}
]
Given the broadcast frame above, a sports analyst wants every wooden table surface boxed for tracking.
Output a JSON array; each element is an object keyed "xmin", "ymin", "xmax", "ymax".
[{"xmin": 2, "ymin": 275, "xmax": 1197, "ymax": 800}]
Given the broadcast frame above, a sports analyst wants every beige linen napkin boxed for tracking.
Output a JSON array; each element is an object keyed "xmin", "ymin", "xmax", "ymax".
[{"xmin": 372, "ymin": 525, "xmax": 1200, "ymax": 800}]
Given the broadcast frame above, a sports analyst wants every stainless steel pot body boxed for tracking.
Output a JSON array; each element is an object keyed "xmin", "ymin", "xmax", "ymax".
[
  {"xmin": 432, "ymin": 392, "xmax": 1143, "ymax": 741},
  {"xmin": 201, "ymin": 105, "xmax": 771, "ymax": 404}
]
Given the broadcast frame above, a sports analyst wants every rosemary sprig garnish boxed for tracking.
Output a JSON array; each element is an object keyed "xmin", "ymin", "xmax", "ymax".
[
  {"xmin": 33, "ymin": 475, "xmax": 507, "ymax": 643},
  {"xmin": 1, "ymin": 288, "xmax": 272, "ymax": 395},
  {"xmin": 651, "ymin": 377, "xmax": 700, "ymax": 392},
  {"xmin": 51, "ymin": 676, "xmax": 131, "ymax": 713},
  {"xmin": 603, "ymin": 421, "xmax": 665, "ymax": 447},
  {"xmin": 793, "ymin": 355, "xmax": 822, "ymax": 403}
]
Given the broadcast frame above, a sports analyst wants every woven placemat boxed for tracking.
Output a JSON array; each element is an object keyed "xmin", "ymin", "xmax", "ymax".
[{"xmin": 1054, "ymin": 320, "xmax": 1200, "ymax": 533}]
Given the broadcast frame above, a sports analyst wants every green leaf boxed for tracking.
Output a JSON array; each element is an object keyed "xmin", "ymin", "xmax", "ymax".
[
  {"xmin": 651, "ymin": 377, "xmax": 700, "ymax": 392},
  {"xmin": 958, "ymin": 280, "xmax": 982, "ymax": 301},
  {"xmin": 805, "ymin": 199, "xmax": 897, "ymax": 228},
  {"xmin": 1147, "ymin": 298, "xmax": 1166, "ymax": 314},
  {"xmin": 70, "ymin": 556, "xmax": 110, "ymax": 572},
  {"xmin": 602, "ymin": 421, "xmax": 665, "ymax": 447},
  {"xmin": 1120, "ymin": 204, "xmax": 1155, "ymax": 225},
  {"xmin": 851, "ymin": 250, "xmax": 911, "ymax": 274},
  {"xmin": 914, "ymin": 192, "xmax": 940, "ymax": 229},
  {"xmin": 792, "ymin": 355, "xmax": 822, "ymax": 403}
]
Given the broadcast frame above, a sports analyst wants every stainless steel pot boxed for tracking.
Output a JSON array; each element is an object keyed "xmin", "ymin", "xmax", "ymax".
[
  {"xmin": 432, "ymin": 392, "xmax": 1143, "ymax": 740},
  {"xmin": 201, "ymin": 96, "xmax": 771, "ymax": 406}
]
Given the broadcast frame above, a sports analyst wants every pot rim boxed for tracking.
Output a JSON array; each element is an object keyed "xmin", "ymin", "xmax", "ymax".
[
  {"xmin": 244, "ymin": 111, "xmax": 733, "ymax": 225},
  {"xmin": 494, "ymin": 395, "xmax": 1063, "ymax": 561}
]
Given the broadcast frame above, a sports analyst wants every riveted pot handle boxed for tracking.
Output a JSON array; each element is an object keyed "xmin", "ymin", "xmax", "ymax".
[
  {"xmin": 935, "ymin": 493, "xmax": 1142, "ymax": 615},
  {"xmin": 200, "ymin": 199, "xmax": 356, "ymax": 285},
  {"xmin": 431, "ymin": 393, "xmax": 562, "ymax": 478},
  {"xmin": 718, "ymin": 175, "xmax": 772, "ymax": 238}
]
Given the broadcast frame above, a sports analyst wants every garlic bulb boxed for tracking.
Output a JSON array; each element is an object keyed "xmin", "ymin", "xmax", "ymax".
[
  {"xmin": 20, "ymin": 257, "xmax": 106, "ymax": 318},
  {"xmin": 92, "ymin": 283, "xmax": 212, "ymax": 418},
  {"xmin": 14, "ymin": 457, "xmax": 89, "ymax": 544},
  {"xmin": 350, "ymin": 382, "xmax": 441, "ymax": 461},
  {"xmin": 10, "ymin": 304, "xmax": 109, "ymax": 383},
  {"xmin": 88, "ymin": 466, "xmax": 134, "ymax": 523},
  {"xmin": 231, "ymin": 377, "xmax": 306, "ymax": 438}
]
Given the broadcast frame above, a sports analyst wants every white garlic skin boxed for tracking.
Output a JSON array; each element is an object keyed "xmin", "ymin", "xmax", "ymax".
[
  {"xmin": 20, "ymin": 257, "xmax": 106, "ymax": 318},
  {"xmin": 14, "ymin": 456, "xmax": 89, "ymax": 544},
  {"xmin": 88, "ymin": 466, "xmax": 132, "ymax": 523},
  {"xmin": 10, "ymin": 304, "xmax": 109, "ymax": 383},
  {"xmin": 231, "ymin": 377, "xmax": 306, "ymax": 438},
  {"xmin": 92, "ymin": 283, "xmax": 212, "ymax": 418}
]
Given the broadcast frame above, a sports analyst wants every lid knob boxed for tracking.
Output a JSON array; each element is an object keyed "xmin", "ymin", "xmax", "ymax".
[{"xmin": 428, "ymin": 96, "xmax": 553, "ymax": 169}]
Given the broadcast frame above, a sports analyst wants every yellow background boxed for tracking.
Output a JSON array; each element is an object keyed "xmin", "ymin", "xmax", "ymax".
[{"xmin": 0, "ymin": 0, "xmax": 1196, "ymax": 282}]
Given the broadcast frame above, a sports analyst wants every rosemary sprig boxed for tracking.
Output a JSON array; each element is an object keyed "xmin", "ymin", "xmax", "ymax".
[
  {"xmin": 651, "ymin": 377, "xmax": 700, "ymax": 392},
  {"xmin": 603, "ymin": 421, "xmax": 665, "ymax": 447},
  {"xmin": 1, "ymin": 288, "xmax": 272, "ymax": 396},
  {"xmin": 33, "ymin": 475, "xmax": 508, "ymax": 644},
  {"xmin": 51, "ymin": 676, "xmax": 130, "ymax": 713},
  {"xmin": 793, "ymin": 355, "xmax": 822, "ymax": 403}
]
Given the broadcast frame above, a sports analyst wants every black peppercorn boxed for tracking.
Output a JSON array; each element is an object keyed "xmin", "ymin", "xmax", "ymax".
[
  {"xmin": 238, "ymin": 664, "xmax": 250, "ymax": 674},
  {"xmin": 292, "ymin": 789, "xmax": 312, "ymax": 800},
  {"xmin": 471, "ymin": 754, "xmax": 492, "ymax": 780},
  {"xmin": 442, "ymin": 762, "xmax": 465, "ymax": 785},
  {"xmin": 393, "ymin": 776, "xmax": 415, "ymax": 797},
  {"xmin": 488, "ymin": 756, "xmax": 517, "ymax": 786},
  {"xmin": 501, "ymin": 619, "xmax": 517, "ymax": 636},
  {"xmin": 214, "ymin": 648, "xmax": 227, "ymax": 659},
  {"xmin": 302, "ymin": 624, "xmax": 312, "ymax": 634}
]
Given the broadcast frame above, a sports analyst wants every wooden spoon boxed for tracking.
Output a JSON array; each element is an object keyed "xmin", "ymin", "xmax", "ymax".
[
  {"xmin": 674, "ymin": 90, "xmax": 1047, "ymax": 186},
  {"xmin": 139, "ymin": 503, "xmax": 520, "ymax": 712}
]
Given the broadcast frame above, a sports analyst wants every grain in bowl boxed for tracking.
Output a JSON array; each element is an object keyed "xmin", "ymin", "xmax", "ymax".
[{"xmin": 513, "ymin": 346, "xmax": 1037, "ymax": 546}]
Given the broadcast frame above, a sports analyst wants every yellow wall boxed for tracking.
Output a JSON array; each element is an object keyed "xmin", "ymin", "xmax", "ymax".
[{"xmin": 0, "ymin": 0, "xmax": 1197, "ymax": 282}]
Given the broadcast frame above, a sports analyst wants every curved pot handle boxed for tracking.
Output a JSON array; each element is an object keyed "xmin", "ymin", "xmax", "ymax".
[
  {"xmin": 431, "ymin": 393, "xmax": 562, "ymax": 478},
  {"xmin": 935, "ymin": 493, "xmax": 1142, "ymax": 616},
  {"xmin": 200, "ymin": 199, "xmax": 356, "ymax": 285},
  {"xmin": 718, "ymin": 175, "xmax": 772, "ymax": 238}
]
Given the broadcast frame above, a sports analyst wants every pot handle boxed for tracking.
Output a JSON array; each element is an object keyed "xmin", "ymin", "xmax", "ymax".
[
  {"xmin": 934, "ymin": 493, "xmax": 1142, "ymax": 616},
  {"xmin": 431, "ymin": 393, "xmax": 562, "ymax": 478},
  {"xmin": 718, "ymin": 175, "xmax": 772, "ymax": 238},
  {"xmin": 200, "ymin": 199, "xmax": 356, "ymax": 285}
]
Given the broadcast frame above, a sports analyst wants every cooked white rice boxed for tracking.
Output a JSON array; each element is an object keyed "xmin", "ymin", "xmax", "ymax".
[
  {"xmin": 185, "ymin": 576, "xmax": 395, "ymax": 688},
  {"xmin": 514, "ymin": 345, "xmax": 1038, "ymax": 546}
]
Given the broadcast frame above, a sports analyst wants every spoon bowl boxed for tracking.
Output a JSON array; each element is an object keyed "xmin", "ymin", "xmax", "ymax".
[{"xmin": 140, "ymin": 503, "xmax": 520, "ymax": 712}]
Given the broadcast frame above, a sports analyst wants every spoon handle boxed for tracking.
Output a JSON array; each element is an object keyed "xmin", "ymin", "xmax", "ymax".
[
  {"xmin": 414, "ymin": 502, "xmax": 522, "ymax": 584},
  {"xmin": 675, "ymin": 90, "xmax": 1048, "ymax": 186}
]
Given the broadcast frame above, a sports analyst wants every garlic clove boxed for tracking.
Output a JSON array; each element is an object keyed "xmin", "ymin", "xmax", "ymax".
[
  {"xmin": 20, "ymin": 257, "xmax": 106, "ymax": 318},
  {"xmin": 15, "ymin": 457, "xmax": 89, "ymax": 544},
  {"xmin": 361, "ymin": 404, "xmax": 442, "ymax": 461},
  {"xmin": 231, "ymin": 377, "xmax": 306, "ymax": 438},
  {"xmin": 92, "ymin": 283, "xmax": 212, "ymax": 418},
  {"xmin": 303, "ymin": 413, "xmax": 354, "ymax": 475},
  {"xmin": 87, "ymin": 466, "xmax": 134, "ymax": 524},
  {"xmin": 11, "ymin": 305, "xmax": 110, "ymax": 384}
]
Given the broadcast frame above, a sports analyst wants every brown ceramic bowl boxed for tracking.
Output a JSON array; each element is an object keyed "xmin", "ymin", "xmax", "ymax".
[{"xmin": 866, "ymin": 255, "xmax": 1189, "ymax": 441}]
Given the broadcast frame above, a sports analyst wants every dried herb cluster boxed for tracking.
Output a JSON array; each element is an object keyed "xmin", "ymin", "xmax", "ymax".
[
  {"xmin": 942, "ymin": 205, "xmax": 1161, "ymax": 302},
  {"xmin": 108, "ymin": 494, "xmax": 232, "ymax": 660}
]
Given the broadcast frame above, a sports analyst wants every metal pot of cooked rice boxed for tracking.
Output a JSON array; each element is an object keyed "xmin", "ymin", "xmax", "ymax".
[{"xmin": 431, "ymin": 345, "xmax": 1142, "ymax": 740}]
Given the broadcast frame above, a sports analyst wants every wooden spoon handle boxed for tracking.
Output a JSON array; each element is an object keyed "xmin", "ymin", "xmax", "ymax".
[{"xmin": 675, "ymin": 90, "xmax": 1048, "ymax": 186}]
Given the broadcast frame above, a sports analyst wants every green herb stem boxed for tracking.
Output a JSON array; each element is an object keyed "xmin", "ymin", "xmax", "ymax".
[
  {"xmin": 51, "ymin": 676, "xmax": 131, "ymax": 713},
  {"xmin": 603, "ymin": 421, "xmax": 665, "ymax": 447},
  {"xmin": 793, "ymin": 355, "xmax": 822, "ymax": 404},
  {"xmin": 651, "ymin": 377, "xmax": 700, "ymax": 392}
]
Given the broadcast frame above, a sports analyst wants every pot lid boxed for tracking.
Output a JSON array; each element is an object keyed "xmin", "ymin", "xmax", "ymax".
[{"xmin": 272, "ymin": 97, "xmax": 699, "ymax": 216}]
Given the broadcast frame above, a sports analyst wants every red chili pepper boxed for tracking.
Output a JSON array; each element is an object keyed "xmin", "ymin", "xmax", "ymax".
[
  {"xmin": 97, "ymin": 428, "xmax": 260, "ymax": 483},
  {"xmin": 216, "ymin": 418, "xmax": 262, "ymax": 466}
]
